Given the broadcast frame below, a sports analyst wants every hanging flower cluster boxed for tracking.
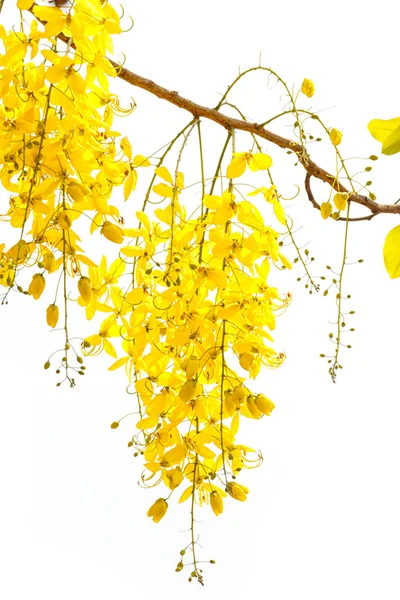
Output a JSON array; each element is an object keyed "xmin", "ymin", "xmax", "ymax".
[{"xmin": 1, "ymin": 0, "xmax": 356, "ymax": 583}]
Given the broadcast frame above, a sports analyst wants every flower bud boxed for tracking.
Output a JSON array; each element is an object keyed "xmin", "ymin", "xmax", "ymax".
[
  {"xmin": 333, "ymin": 193, "xmax": 348, "ymax": 212},
  {"xmin": 101, "ymin": 221, "xmax": 124, "ymax": 244},
  {"xmin": 147, "ymin": 498, "xmax": 168, "ymax": 523},
  {"xmin": 246, "ymin": 396, "xmax": 263, "ymax": 419},
  {"xmin": 239, "ymin": 352, "xmax": 254, "ymax": 371},
  {"xmin": 164, "ymin": 468, "xmax": 183, "ymax": 490},
  {"xmin": 78, "ymin": 276, "xmax": 92, "ymax": 303},
  {"xmin": 320, "ymin": 202, "xmax": 332, "ymax": 220},
  {"xmin": 254, "ymin": 394, "xmax": 275, "ymax": 416},
  {"xmin": 59, "ymin": 211, "xmax": 71, "ymax": 230},
  {"xmin": 46, "ymin": 303, "xmax": 59, "ymax": 328},
  {"xmin": 28, "ymin": 273, "xmax": 45, "ymax": 300},
  {"xmin": 210, "ymin": 490, "xmax": 224, "ymax": 516},
  {"xmin": 329, "ymin": 128, "xmax": 342, "ymax": 146},
  {"xmin": 227, "ymin": 482, "xmax": 248, "ymax": 502},
  {"xmin": 301, "ymin": 78, "xmax": 314, "ymax": 98}
]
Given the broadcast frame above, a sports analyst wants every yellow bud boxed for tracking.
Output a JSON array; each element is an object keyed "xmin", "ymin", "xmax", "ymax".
[
  {"xmin": 28, "ymin": 273, "xmax": 45, "ymax": 300},
  {"xmin": 231, "ymin": 386, "xmax": 246, "ymax": 405},
  {"xmin": 59, "ymin": 211, "xmax": 72, "ymax": 230},
  {"xmin": 147, "ymin": 498, "xmax": 168, "ymax": 523},
  {"xmin": 46, "ymin": 304, "xmax": 59, "ymax": 328},
  {"xmin": 42, "ymin": 253, "xmax": 57, "ymax": 273},
  {"xmin": 320, "ymin": 202, "xmax": 332, "ymax": 220},
  {"xmin": 301, "ymin": 78, "xmax": 314, "ymax": 98},
  {"xmin": 239, "ymin": 352, "xmax": 254, "ymax": 371},
  {"xmin": 101, "ymin": 221, "xmax": 124, "ymax": 244},
  {"xmin": 78, "ymin": 276, "xmax": 92, "ymax": 303},
  {"xmin": 254, "ymin": 394, "xmax": 275, "ymax": 416},
  {"xmin": 179, "ymin": 379, "xmax": 197, "ymax": 402},
  {"xmin": 164, "ymin": 468, "xmax": 183, "ymax": 490},
  {"xmin": 329, "ymin": 128, "xmax": 342, "ymax": 146},
  {"xmin": 246, "ymin": 396, "xmax": 263, "ymax": 419},
  {"xmin": 333, "ymin": 193, "xmax": 348, "ymax": 212},
  {"xmin": 223, "ymin": 390, "xmax": 236, "ymax": 417},
  {"xmin": 227, "ymin": 482, "xmax": 248, "ymax": 502},
  {"xmin": 210, "ymin": 490, "xmax": 224, "ymax": 516}
]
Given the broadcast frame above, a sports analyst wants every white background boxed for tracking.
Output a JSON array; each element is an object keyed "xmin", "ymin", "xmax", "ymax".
[{"xmin": 1, "ymin": 1, "xmax": 400, "ymax": 598}]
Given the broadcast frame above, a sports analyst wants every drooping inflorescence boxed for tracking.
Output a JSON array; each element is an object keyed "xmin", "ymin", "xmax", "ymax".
[{"xmin": 1, "ymin": 0, "xmax": 367, "ymax": 582}]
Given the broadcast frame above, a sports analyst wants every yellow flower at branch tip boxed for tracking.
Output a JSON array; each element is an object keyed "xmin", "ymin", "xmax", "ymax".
[
  {"xmin": 147, "ymin": 498, "xmax": 168, "ymax": 523},
  {"xmin": 28, "ymin": 273, "xmax": 46, "ymax": 300},
  {"xmin": 329, "ymin": 128, "xmax": 342, "ymax": 146},
  {"xmin": 226, "ymin": 482, "xmax": 248, "ymax": 502},
  {"xmin": 254, "ymin": 394, "xmax": 275, "ymax": 416},
  {"xmin": 210, "ymin": 491, "xmax": 224, "ymax": 516},
  {"xmin": 320, "ymin": 202, "xmax": 332, "ymax": 220},
  {"xmin": 101, "ymin": 221, "xmax": 124, "ymax": 244},
  {"xmin": 78, "ymin": 276, "xmax": 92, "ymax": 303},
  {"xmin": 301, "ymin": 78, "xmax": 315, "ymax": 98},
  {"xmin": 239, "ymin": 352, "xmax": 255, "ymax": 371},
  {"xmin": 46, "ymin": 304, "xmax": 59, "ymax": 329}
]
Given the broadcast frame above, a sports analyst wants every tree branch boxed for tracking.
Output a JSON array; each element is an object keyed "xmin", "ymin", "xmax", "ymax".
[
  {"xmin": 304, "ymin": 173, "xmax": 377, "ymax": 222},
  {"xmin": 115, "ymin": 65, "xmax": 400, "ymax": 217},
  {"xmin": 42, "ymin": 15, "xmax": 400, "ymax": 218}
]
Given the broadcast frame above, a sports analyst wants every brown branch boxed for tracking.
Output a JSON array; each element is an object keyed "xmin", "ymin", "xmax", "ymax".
[
  {"xmin": 304, "ymin": 174, "xmax": 377, "ymax": 222},
  {"xmin": 115, "ymin": 65, "xmax": 400, "ymax": 217},
  {"xmin": 36, "ymin": 11, "xmax": 400, "ymax": 217}
]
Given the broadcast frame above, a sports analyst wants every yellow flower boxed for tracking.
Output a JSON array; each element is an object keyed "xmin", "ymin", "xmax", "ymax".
[
  {"xmin": 239, "ymin": 352, "xmax": 255, "ymax": 371},
  {"xmin": 329, "ymin": 128, "xmax": 342, "ymax": 146},
  {"xmin": 246, "ymin": 396, "xmax": 263, "ymax": 419},
  {"xmin": 59, "ymin": 211, "xmax": 72, "ymax": 230},
  {"xmin": 164, "ymin": 468, "xmax": 184, "ymax": 490},
  {"xmin": 147, "ymin": 498, "xmax": 168, "ymax": 523},
  {"xmin": 28, "ymin": 273, "xmax": 46, "ymax": 300},
  {"xmin": 320, "ymin": 202, "xmax": 332, "ymax": 220},
  {"xmin": 254, "ymin": 394, "xmax": 275, "ymax": 416},
  {"xmin": 101, "ymin": 221, "xmax": 124, "ymax": 244},
  {"xmin": 210, "ymin": 490, "xmax": 224, "ymax": 516},
  {"xmin": 46, "ymin": 304, "xmax": 59, "ymax": 328},
  {"xmin": 227, "ymin": 482, "xmax": 248, "ymax": 502},
  {"xmin": 226, "ymin": 152, "xmax": 272, "ymax": 179},
  {"xmin": 78, "ymin": 276, "xmax": 92, "ymax": 303},
  {"xmin": 301, "ymin": 78, "xmax": 314, "ymax": 98},
  {"xmin": 333, "ymin": 193, "xmax": 348, "ymax": 212}
]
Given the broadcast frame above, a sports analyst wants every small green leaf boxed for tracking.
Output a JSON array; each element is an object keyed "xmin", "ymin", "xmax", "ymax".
[{"xmin": 383, "ymin": 224, "xmax": 400, "ymax": 278}]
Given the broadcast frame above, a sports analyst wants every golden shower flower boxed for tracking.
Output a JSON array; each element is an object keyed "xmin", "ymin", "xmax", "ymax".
[
  {"xmin": 301, "ymin": 78, "xmax": 314, "ymax": 98},
  {"xmin": 28, "ymin": 273, "xmax": 46, "ymax": 300},
  {"xmin": 78, "ymin": 276, "xmax": 92, "ymax": 303},
  {"xmin": 210, "ymin": 491, "xmax": 224, "ymax": 516},
  {"xmin": 226, "ymin": 482, "xmax": 248, "ymax": 502},
  {"xmin": 101, "ymin": 221, "xmax": 124, "ymax": 244},
  {"xmin": 329, "ymin": 128, "xmax": 342, "ymax": 146},
  {"xmin": 147, "ymin": 498, "xmax": 168, "ymax": 523},
  {"xmin": 46, "ymin": 304, "xmax": 59, "ymax": 328}
]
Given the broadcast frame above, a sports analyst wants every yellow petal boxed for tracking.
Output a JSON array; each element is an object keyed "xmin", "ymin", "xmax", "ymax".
[
  {"xmin": 226, "ymin": 154, "xmax": 247, "ymax": 179},
  {"xmin": 320, "ymin": 202, "xmax": 332, "ymax": 220},
  {"xmin": 329, "ymin": 128, "xmax": 342, "ymax": 146}
]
